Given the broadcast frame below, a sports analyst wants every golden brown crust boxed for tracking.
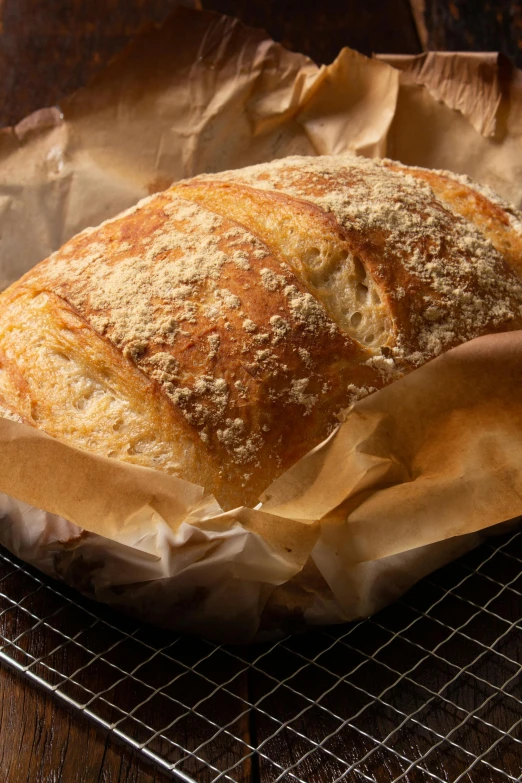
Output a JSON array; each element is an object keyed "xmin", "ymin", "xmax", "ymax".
[
  {"xmin": 390, "ymin": 163, "xmax": 522, "ymax": 280},
  {"xmin": 1, "ymin": 154, "xmax": 522, "ymax": 509},
  {"xmin": 0, "ymin": 394, "xmax": 25, "ymax": 424},
  {"xmin": 0, "ymin": 188, "xmax": 382, "ymax": 508},
  {"xmin": 200, "ymin": 156, "xmax": 522, "ymax": 366},
  {"xmin": 0, "ymin": 287, "xmax": 216, "ymax": 487},
  {"xmin": 171, "ymin": 179, "xmax": 393, "ymax": 352}
]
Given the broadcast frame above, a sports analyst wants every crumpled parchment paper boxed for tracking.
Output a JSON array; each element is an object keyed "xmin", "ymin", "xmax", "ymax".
[{"xmin": 1, "ymin": 7, "xmax": 521, "ymax": 642}]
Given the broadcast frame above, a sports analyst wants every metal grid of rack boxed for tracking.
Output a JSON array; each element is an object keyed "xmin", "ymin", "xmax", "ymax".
[{"xmin": 0, "ymin": 528, "xmax": 521, "ymax": 782}]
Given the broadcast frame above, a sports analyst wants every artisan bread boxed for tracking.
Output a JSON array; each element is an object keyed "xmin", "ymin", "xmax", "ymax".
[{"xmin": 1, "ymin": 154, "xmax": 522, "ymax": 510}]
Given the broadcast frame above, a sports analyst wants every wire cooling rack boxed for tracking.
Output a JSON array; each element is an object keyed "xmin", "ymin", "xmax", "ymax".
[{"xmin": 0, "ymin": 529, "xmax": 521, "ymax": 783}]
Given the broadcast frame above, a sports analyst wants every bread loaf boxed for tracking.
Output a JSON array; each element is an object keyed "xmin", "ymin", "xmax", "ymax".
[{"xmin": 1, "ymin": 154, "xmax": 522, "ymax": 510}]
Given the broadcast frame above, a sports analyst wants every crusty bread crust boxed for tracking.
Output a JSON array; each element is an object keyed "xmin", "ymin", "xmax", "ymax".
[{"xmin": 1, "ymin": 154, "xmax": 522, "ymax": 509}]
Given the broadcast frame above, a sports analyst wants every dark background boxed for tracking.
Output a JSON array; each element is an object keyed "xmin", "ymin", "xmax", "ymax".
[{"xmin": 0, "ymin": 1, "xmax": 520, "ymax": 781}]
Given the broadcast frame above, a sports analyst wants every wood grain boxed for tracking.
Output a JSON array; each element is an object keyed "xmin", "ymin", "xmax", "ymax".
[
  {"xmin": 0, "ymin": 664, "xmax": 170, "ymax": 782},
  {"xmin": 0, "ymin": 562, "xmax": 253, "ymax": 783},
  {"xmin": 0, "ymin": 0, "xmax": 192, "ymax": 127},
  {"xmin": 411, "ymin": 0, "xmax": 522, "ymax": 67}
]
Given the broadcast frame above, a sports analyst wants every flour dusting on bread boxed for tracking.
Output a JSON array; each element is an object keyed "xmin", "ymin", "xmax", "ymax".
[{"xmin": 2, "ymin": 153, "xmax": 522, "ymax": 509}]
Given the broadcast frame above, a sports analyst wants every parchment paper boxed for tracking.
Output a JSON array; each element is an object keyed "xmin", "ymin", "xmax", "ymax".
[{"xmin": 0, "ymin": 7, "xmax": 522, "ymax": 641}]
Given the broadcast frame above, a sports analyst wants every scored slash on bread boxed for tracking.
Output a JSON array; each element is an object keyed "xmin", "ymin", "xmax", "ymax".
[{"xmin": 0, "ymin": 154, "xmax": 521, "ymax": 510}]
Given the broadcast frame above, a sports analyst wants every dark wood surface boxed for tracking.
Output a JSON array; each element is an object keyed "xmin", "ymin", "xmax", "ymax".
[
  {"xmin": 0, "ymin": 0, "xmax": 187, "ymax": 128},
  {"xmin": 0, "ymin": 1, "xmax": 521, "ymax": 782},
  {"xmin": 0, "ymin": 665, "xmax": 168, "ymax": 782},
  {"xmin": 418, "ymin": 0, "xmax": 522, "ymax": 63}
]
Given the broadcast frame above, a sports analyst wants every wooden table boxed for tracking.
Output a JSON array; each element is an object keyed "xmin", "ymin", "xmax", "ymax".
[{"xmin": 0, "ymin": 1, "xmax": 521, "ymax": 781}]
